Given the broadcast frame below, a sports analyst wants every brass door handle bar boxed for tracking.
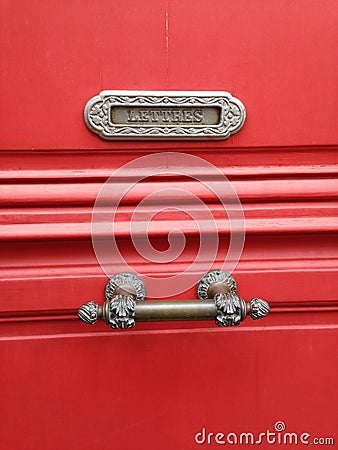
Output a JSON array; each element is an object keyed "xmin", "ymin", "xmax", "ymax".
[
  {"xmin": 136, "ymin": 299, "xmax": 267, "ymax": 323},
  {"xmin": 78, "ymin": 271, "xmax": 270, "ymax": 329}
]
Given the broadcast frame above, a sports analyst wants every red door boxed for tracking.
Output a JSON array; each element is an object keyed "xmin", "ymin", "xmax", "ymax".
[{"xmin": 1, "ymin": 1, "xmax": 337, "ymax": 449}]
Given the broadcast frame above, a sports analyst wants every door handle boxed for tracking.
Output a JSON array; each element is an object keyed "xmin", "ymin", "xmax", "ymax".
[{"xmin": 78, "ymin": 270, "xmax": 270, "ymax": 329}]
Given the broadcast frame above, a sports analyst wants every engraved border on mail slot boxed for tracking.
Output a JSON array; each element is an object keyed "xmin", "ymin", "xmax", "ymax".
[{"xmin": 84, "ymin": 91, "xmax": 246, "ymax": 140}]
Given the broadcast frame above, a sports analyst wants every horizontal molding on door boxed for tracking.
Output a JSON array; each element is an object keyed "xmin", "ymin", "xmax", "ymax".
[
  {"xmin": 0, "ymin": 178, "xmax": 337, "ymax": 207},
  {"xmin": 0, "ymin": 146, "xmax": 337, "ymax": 318},
  {"xmin": 0, "ymin": 216, "xmax": 338, "ymax": 242},
  {"xmin": 1, "ymin": 164, "xmax": 338, "ymax": 182},
  {"xmin": 1, "ymin": 154, "xmax": 337, "ymax": 240}
]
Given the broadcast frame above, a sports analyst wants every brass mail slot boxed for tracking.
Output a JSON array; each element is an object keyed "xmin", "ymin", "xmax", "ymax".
[{"xmin": 84, "ymin": 90, "xmax": 246, "ymax": 140}]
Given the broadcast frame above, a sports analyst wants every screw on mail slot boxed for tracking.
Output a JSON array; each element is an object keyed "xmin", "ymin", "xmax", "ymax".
[{"xmin": 84, "ymin": 90, "xmax": 246, "ymax": 140}]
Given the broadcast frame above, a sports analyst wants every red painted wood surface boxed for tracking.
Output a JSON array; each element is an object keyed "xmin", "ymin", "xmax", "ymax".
[
  {"xmin": 0, "ymin": 1, "xmax": 337, "ymax": 449},
  {"xmin": 0, "ymin": 0, "xmax": 337, "ymax": 149},
  {"xmin": 1, "ymin": 328, "xmax": 336, "ymax": 449}
]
